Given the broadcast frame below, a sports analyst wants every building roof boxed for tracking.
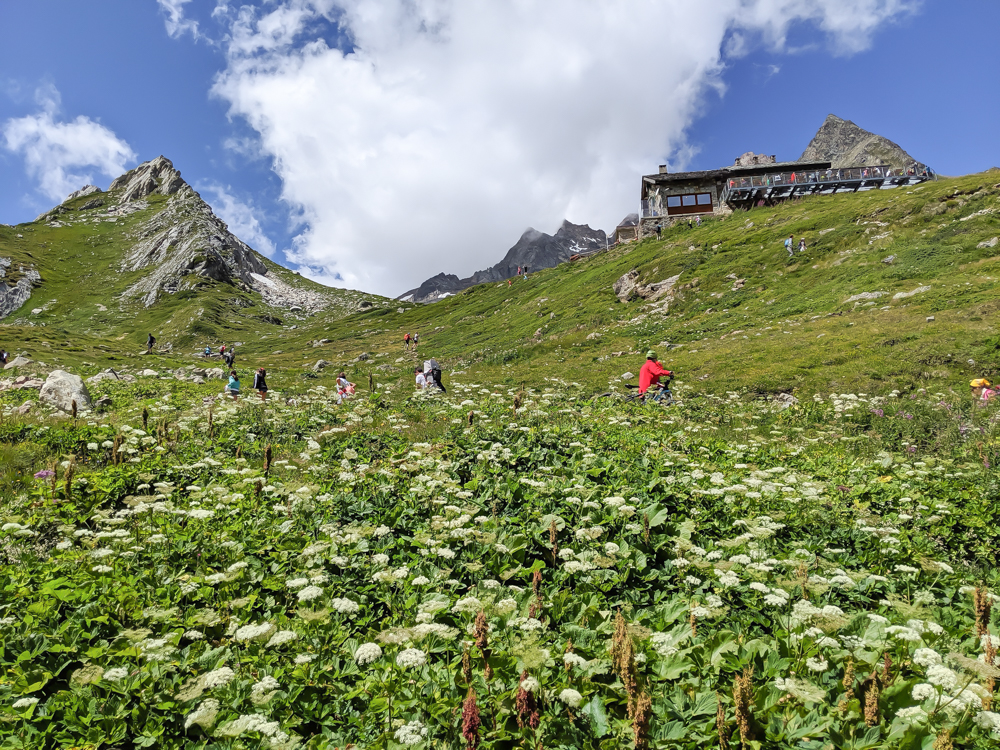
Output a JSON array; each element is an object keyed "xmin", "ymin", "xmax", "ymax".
[{"xmin": 642, "ymin": 160, "xmax": 832, "ymax": 185}]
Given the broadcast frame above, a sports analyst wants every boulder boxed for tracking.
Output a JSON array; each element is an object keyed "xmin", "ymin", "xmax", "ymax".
[
  {"xmin": 17, "ymin": 401, "xmax": 34, "ymax": 415},
  {"xmin": 39, "ymin": 370, "xmax": 92, "ymax": 413},
  {"xmin": 586, "ymin": 332, "xmax": 601, "ymax": 340},
  {"xmin": 192, "ymin": 376, "xmax": 205, "ymax": 385},
  {"xmin": 313, "ymin": 360, "xmax": 332, "ymax": 372},
  {"xmin": 773, "ymin": 393, "xmax": 799, "ymax": 408},
  {"xmin": 977, "ymin": 237, "xmax": 998, "ymax": 249},
  {"xmin": 139, "ymin": 369, "xmax": 159, "ymax": 377},
  {"xmin": 94, "ymin": 395, "xmax": 112, "ymax": 410},
  {"xmin": 205, "ymin": 368, "xmax": 225, "ymax": 379},
  {"xmin": 3, "ymin": 355, "xmax": 32, "ymax": 370},
  {"xmin": 621, "ymin": 372, "xmax": 635, "ymax": 380},
  {"xmin": 357, "ymin": 352, "xmax": 370, "ymax": 361},
  {"xmin": 613, "ymin": 269, "xmax": 641, "ymax": 302},
  {"xmin": 15, "ymin": 378, "xmax": 43, "ymax": 390}
]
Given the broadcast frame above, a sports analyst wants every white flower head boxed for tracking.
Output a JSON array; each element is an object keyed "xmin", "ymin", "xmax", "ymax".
[{"xmin": 354, "ymin": 642, "xmax": 382, "ymax": 666}]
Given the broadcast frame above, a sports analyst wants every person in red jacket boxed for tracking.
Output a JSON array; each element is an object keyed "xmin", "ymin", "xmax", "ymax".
[{"xmin": 638, "ymin": 350, "xmax": 673, "ymax": 401}]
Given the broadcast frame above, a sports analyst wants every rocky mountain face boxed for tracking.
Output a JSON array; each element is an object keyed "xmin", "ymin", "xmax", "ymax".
[
  {"xmin": 800, "ymin": 114, "xmax": 927, "ymax": 171},
  {"xmin": 400, "ymin": 220, "xmax": 606, "ymax": 303}
]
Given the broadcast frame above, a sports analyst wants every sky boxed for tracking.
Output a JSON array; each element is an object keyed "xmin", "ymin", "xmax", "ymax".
[{"xmin": 1, "ymin": 1, "xmax": 998, "ymax": 298}]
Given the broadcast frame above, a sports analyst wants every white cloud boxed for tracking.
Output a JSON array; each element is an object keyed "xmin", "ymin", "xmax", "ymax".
[
  {"xmin": 209, "ymin": 0, "xmax": 912, "ymax": 296},
  {"xmin": 157, "ymin": 0, "xmax": 200, "ymax": 40},
  {"xmin": 199, "ymin": 182, "xmax": 277, "ymax": 256},
  {"xmin": 2, "ymin": 86, "xmax": 135, "ymax": 202}
]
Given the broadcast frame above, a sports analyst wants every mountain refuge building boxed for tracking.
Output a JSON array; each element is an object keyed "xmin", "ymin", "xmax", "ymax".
[{"xmin": 638, "ymin": 152, "xmax": 932, "ymax": 240}]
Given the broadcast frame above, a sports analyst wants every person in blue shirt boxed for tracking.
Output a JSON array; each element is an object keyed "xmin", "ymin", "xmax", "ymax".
[{"xmin": 226, "ymin": 370, "xmax": 241, "ymax": 400}]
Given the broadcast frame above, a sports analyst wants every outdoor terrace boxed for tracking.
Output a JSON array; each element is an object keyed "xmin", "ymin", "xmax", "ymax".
[{"xmin": 719, "ymin": 164, "xmax": 933, "ymax": 208}]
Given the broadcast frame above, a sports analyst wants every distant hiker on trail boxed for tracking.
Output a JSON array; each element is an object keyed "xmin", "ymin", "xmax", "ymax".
[
  {"xmin": 798, "ymin": 237, "xmax": 807, "ymax": 254},
  {"xmin": 413, "ymin": 332, "xmax": 419, "ymax": 348},
  {"xmin": 971, "ymin": 379, "xmax": 997, "ymax": 402},
  {"xmin": 0, "ymin": 349, "xmax": 7, "ymax": 366},
  {"xmin": 146, "ymin": 334, "xmax": 156, "ymax": 354},
  {"xmin": 655, "ymin": 225, "xmax": 662, "ymax": 239},
  {"xmin": 226, "ymin": 370, "xmax": 241, "ymax": 400},
  {"xmin": 336, "ymin": 372, "xmax": 355, "ymax": 404},
  {"xmin": 220, "ymin": 344, "xmax": 226, "ymax": 355},
  {"xmin": 253, "ymin": 367, "xmax": 268, "ymax": 402},
  {"xmin": 204, "ymin": 345, "xmax": 211, "ymax": 356},
  {"xmin": 638, "ymin": 350, "xmax": 673, "ymax": 402},
  {"xmin": 424, "ymin": 358, "xmax": 446, "ymax": 392},
  {"xmin": 508, "ymin": 278, "xmax": 512, "ymax": 287},
  {"xmin": 523, "ymin": 265, "xmax": 529, "ymax": 279},
  {"xmin": 224, "ymin": 348, "xmax": 236, "ymax": 368},
  {"xmin": 404, "ymin": 333, "xmax": 411, "ymax": 350},
  {"xmin": 695, "ymin": 216, "xmax": 702, "ymax": 227},
  {"xmin": 517, "ymin": 266, "xmax": 522, "ymax": 276},
  {"xmin": 784, "ymin": 235, "xmax": 794, "ymax": 258},
  {"xmin": 415, "ymin": 367, "xmax": 428, "ymax": 389}
]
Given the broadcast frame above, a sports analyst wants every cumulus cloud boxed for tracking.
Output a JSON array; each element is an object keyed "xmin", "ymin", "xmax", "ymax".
[
  {"xmin": 207, "ymin": 0, "xmax": 912, "ymax": 296},
  {"xmin": 200, "ymin": 182, "xmax": 277, "ymax": 256},
  {"xmin": 2, "ymin": 85, "xmax": 135, "ymax": 202}
]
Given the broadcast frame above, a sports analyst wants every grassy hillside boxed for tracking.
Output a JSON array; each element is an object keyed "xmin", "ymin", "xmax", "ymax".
[{"xmin": 2, "ymin": 170, "xmax": 999, "ymax": 399}]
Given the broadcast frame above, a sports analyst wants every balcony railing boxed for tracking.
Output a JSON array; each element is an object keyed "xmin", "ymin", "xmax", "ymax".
[{"xmin": 719, "ymin": 164, "xmax": 933, "ymax": 206}]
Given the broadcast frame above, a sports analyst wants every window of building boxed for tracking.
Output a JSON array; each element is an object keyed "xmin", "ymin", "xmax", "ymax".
[{"xmin": 665, "ymin": 191, "xmax": 713, "ymax": 216}]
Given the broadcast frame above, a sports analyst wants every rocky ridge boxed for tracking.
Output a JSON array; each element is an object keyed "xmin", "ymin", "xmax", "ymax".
[
  {"xmin": 800, "ymin": 114, "xmax": 927, "ymax": 171},
  {"xmin": 400, "ymin": 220, "xmax": 606, "ymax": 303}
]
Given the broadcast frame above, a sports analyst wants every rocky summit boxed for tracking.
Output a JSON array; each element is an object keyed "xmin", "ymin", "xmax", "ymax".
[
  {"xmin": 800, "ymin": 114, "xmax": 927, "ymax": 171},
  {"xmin": 400, "ymin": 219, "xmax": 606, "ymax": 303}
]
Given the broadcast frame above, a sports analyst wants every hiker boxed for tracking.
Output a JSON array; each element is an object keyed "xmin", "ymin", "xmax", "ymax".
[
  {"xmin": 404, "ymin": 333, "xmax": 411, "ymax": 350},
  {"xmin": 517, "ymin": 266, "xmax": 522, "ymax": 276},
  {"xmin": 146, "ymin": 333, "xmax": 156, "ymax": 354},
  {"xmin": 226, "ymin": 370, "xmax": 241, "ymax": 400},
  {"xmin": 224, "ymin": 348, "xmax": 236, "ymax": 368},
  {"xmin": 204, "ymin": 345, "xmax": 211, "ymax": 356},
  {"xmin": 638, "ymin": 350, "xmax": 673, "ymax": 402},
  {"xmin": 655, "ymin": 224, "xmax": 662, "ymax": 239},
  {"xmin": 0, "ymin": 349, "xmax": 7, "ymax": 366},
  {"xmin": 415, "ymin": 367, "xmax": 428, "ymax": 389},
  {"xmin": 784, "ymin": 235, "xmax": 794, "ymax": 258},
  {"xmin": 508, "ymin": 278, "xmax": 512, "ymax": 287},
  {"xmin": 413, "ymin": 332, "xmax": 419, "ymax": 348},
  {"xmin": 524, "ymin": 265, "xmax": 529, "ymax": 279},
  {"xmin": 336, "ymin": 372, "xmax": 355, "ymax": 404},
  {"xmin": 253, "ymin": 367, "xmax": 268, "ymax": 401},
  {"xmin": 695, "ymin": 216, "xmax": 702, "ymax": 227},
  {"xmin": 971, "ymin": 379, "xmax": 997, "ymax": 402},
  {"xmin": 798, "ymin": 237, "xmax": 807, "ymax": 254},
  {"xmin": 424, "ymin": 357, "xmax": 446, "ymax": 392}
]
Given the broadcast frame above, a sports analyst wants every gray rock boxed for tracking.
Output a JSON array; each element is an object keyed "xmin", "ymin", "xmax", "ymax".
[
  {"xmin": 613, "ymin": 269, "xmax": 641, "ymax": 302},
  {"xmin": 977, "ymin": 237, "xmax": 999, "ymax": 249},
  {"xmin": 15, "ymin": 378, "xmax": 43, "ymax": 390},
  {"xmin": 586, "ymin": 332, "xmax": 601, "ymax": 340},
  {"xmin": 893, "ymin": 286, "xmax": 931, "ymax": 300},
  {"xmin": 0, "ymin": 260, "xmax": 41, "ymax": 320},
  {"xmin": 192, "ymin": 368, "xmax": 207, "ymax": 377},
  {"xmin": 17, "ymin": 401, "xmax": 34, "ymax": 415},
  {"xmin": 357, "ymin": 352, "xmax": 370, "ymax": 361},
  {"xmin": 94, "ymin": 396, "xmax": 113, "ymax": 410},
  {"xmin": 313, "ymin": 359, "xmax": 332, "ymax": 372},
  {"xmin": 621, "ymin": 372, "xmax": 635, "ymax": 380},
  {"xmin": 65, "ymin": 185, "xmax": 102, "ymax": 202},
  {"xmin": 845, "ymin": 291, "xmax": 885, "ymax": 304},
  {"xmin": 881, "ymin": 255, "xmax": 896, "ymax": 264},
  {"xmin": 139, "ymin": 369, "xmax": 159, "ymax": 377},
  {"xmin": 192, "ymin": 376, "xmax": 205, "ymax": 384},
  {"xmin": 40, "ymin": 370, "xmax": 92, "ymax": 413},
  {"xmin": 205, "ymin": 368, "xmax": 225, "ymax": 379},
  {"xmin": 773, "ymin": 393, "xmax": 799, "ymax": 408},
  {"xmin": 3, "ymin": 355, "xmax": 33, "ymax": 370},
  {"xmin": 926, "ymin": 316, "xmax": 935, "ymax": 322}
]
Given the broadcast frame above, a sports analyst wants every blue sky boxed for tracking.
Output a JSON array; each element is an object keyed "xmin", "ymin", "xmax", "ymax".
[{"xmin": 1, "ymin": 1, "xmax": 997, "ymax": 296}]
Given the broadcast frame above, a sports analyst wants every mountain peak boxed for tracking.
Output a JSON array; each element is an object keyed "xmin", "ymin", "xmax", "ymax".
[
  {"xmin": 109, "ymin": 155, "xmax": 190, "ymax": 203},
  {"xmin": 800, "ymin": 115, "xmax": 926, "ymax": 171}
]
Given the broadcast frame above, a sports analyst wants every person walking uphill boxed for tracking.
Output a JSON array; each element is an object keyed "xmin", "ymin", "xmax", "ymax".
[
  {"xmin": 424, "ymin": 357, "xmax": 446, "ymax": 392},
  {"xmin": 146, "ymin": 333, "xmax": 156, "ymax": 354},
  {"xmin": 404, "ymin": 333, "xmax": 411, "ymax": 350},
  {"xmin": 253, "ymin": 367, "xmax": 268, "ymax": 401},
  {"xmin": 784, "ymin": 235, "xmax": 794, "ymax": 258}
]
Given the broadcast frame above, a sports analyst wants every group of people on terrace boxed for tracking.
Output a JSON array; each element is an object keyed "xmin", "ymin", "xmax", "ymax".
[{"xmin": 727, "ymin": 164, "xmax": 933, "ymax": 191}]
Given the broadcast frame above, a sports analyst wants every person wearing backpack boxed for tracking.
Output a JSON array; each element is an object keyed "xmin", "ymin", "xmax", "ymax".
[
  {"xmin": 146, "ymin": 333, "xmax": 156, "ymax": 354},
  {"xmin": 404, "ymin": 333, "xmax": 411, "ymax": 350},
  {"xmin": 424, "ymin": 357, "xmax": 446, "ymax": 392},
  {"xmin": 784, "ymin": 235, "xmax": 794, "ymax": 258},
  {"xmin": 253, "ymin": 367, "xmax": 268, "ymax": 401}
]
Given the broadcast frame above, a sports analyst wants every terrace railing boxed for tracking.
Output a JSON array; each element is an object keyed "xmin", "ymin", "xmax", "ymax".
[{"xmin": 719, "ymin": 164, "xmax": 933, "ymax": 206}]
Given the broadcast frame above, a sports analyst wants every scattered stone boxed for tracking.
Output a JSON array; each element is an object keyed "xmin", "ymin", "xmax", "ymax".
[
  {"xmin": 893, "ymin": 286, "xmax": 931, "ymax": 300},
  {"xmin": 773, "ymin": 393, "xmax": 799, "ymax": 408},
  {"xmin": 192, "ymin": 376, "xmax": 205, "ymax": 384},
  {"xmin": 881, "ymin": 255, "xmax": 896, "ymax": 264},
  {"xmin": 397, "ymin": 308, "xmax": 405, "ymax": 314},
  {"xmin": 977, "ymin": 237, "xmax": 998, "ymax": 249},
  {"xmin": 357, "ymin": 352, "xmax": 370, "ymax": 361},
  {"xmin": 17, "ymin": 401, "xmax": 34, "ymax": 415},
  {"xmin": 613, "ymin": 269, "xmax": 641, "ymax": 302},
  {"xmin": 926, "ymin": 316, "xmax": 935, "ymax": 322},
  {"xmin": 40, "ymin": 370, "xmax": 92, "ymax": 413},
  {"xmin": 3, "ymin": 356, "xmax": 32, "ymax": 370},
  {"xmin": 621, "ymin": 372, "xmax": 635, "ymax": 380},
  {"xmin": 31, "ymin": 308, "xmax": 43, "ymax": 315},
  {"xmin": 139, "ymin": 369, "xmax": 159, "ymax": 377},
  {"xmin": 845, "ymin": 291, "xmax": 885, "ymax": 304},
  {"xmin": 94, "ymin": 396, "xmax": 112, "ymax": 410},
  {"xmin": 586, "ymin": 332, "xmax": 601, "ymax": 340},
  {"xmin": 313, "ymin": 359, "xmax": 331, "ymax": 372},
  {"xmin": 205, "ymin": 368, "xmax": 225, "ymax": 379},
  {"xmin": 272, "ymin": 351, "xmax": 283, "ymax": 355},
  {"xmin": 15, "ymin": 378, "xmax": 43, "ymax": 390},
  {"xmin": 192, "ymin": 368, "xmax": 207, "ymax": 377}
]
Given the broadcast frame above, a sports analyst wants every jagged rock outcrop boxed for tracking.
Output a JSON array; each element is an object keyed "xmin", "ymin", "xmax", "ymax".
[
  {"xmin": 800, "ymin": 114, "xmax": 927, "ymax": 171},
  {"xmin": 111, "ymin": 157, "xmax": 268, "ymax": 307},
  {"xmin": 65, "ymin": 185, "xmax": 101, "ymax": 202},
  {"xmin": 400, "ymin": 220, "xmax": 606, "ymax": 303},
  {"xmin": 0, "ymin": 258, "xmax": 40, "ymax": 319}
]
